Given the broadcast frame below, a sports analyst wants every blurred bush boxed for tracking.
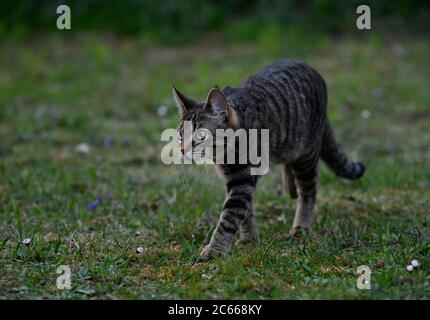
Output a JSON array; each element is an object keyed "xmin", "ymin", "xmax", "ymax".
[{"xmin": 0, "ymin": 0, "xmax": 429, "ymax": 40}]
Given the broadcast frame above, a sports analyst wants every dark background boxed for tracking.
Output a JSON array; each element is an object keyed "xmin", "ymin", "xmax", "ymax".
[{"xmin": 1, "ymin": 0, "xmax": 429, "ymax": 40}]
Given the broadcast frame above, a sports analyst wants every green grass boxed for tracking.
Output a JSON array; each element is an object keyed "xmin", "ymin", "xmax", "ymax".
[{"xmin": 0, "ymin": 31, "xmax": 429, "ymax": 299}]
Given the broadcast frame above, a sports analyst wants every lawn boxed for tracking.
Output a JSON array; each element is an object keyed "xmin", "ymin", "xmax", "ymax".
[{"xmin": 0, "ymin": 30, "xmax": 429, "ymax": 299}]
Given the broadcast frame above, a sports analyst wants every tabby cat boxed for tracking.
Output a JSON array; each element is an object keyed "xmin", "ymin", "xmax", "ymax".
[{"xmin": 173, "ymin": 60, "xmax": 365, "ymax": 259}]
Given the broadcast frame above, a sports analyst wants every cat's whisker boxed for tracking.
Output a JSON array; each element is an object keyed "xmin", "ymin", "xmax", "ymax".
[
  {"xmin": 204, "ymin": 162, "xmax": 217, "ymax": 179},
  {"xmin": 179, "ymin": 165, "xmax": 189, "ymax": 189},
  {"xmin": 201, "ymin": 162, "xmax": 211, "ymax": 180}
]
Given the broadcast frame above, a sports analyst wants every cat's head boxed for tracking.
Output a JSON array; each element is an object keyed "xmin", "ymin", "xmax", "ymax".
[{"xmin": 172, "ymin": 86, "xmax": 238, "ymax": 158}]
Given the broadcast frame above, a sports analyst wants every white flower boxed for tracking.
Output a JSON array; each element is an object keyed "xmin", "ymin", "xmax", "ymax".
[
  {"xmin": 411, "ymin": 259, "xmax": 420, "ymax": 268},
  {"xmin": 75, "ymin": 143, "xmax": 91, "ymax": 155},
  {"xmin": 135, "ymin": 247, "xmax": 144, "ymax": 254},
  {"xmin": 406, "ymin": 265, "xmax": 413, "ymax": 272},
  {"xmin": 157, "ymin": 105, "xmax": 168, "ymax": 117},
  {"xmin": 22, "ymin": 238, "xmax": 31, "ymax": 246},
  {"xmin": 361, "ymin": 110, "xmax": 371, "ymax": 119},
  {"xmin": 201, "ymin": 273, "xmax": 212, "ymax": 280},
  {"xmin": 277, "ymin": 214, "xmax": 286, "ymax": 223}
]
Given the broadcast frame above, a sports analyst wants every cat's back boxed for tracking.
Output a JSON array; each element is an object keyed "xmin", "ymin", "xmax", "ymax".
[
  {"xmin": 246, "ymin": 60, "xmax": 323, "ymax": 89},
  {"xmin": 256, "ymin": 59, "xmax": 305, "ymax": 75},
  {"xmin": 224, "ymin": 60, "xmax": 327, "ymax": 118},
  {"xmin": 223, "ymin": 60, "xmax": 328, "ymax": 159}
]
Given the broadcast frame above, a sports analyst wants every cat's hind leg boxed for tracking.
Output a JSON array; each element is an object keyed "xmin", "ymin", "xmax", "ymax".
[
  {"xmin": 289, "ymin": 149, "xmax": 319, "ymax": 237},
  {"xmin": 282, "ymin": 164, "xmax": 298, "ymax": 199}
]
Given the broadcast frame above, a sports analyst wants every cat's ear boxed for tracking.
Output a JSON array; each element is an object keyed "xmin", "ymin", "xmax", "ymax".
[
  {"xmin": 203, "ymin": 88, "xmax": 238, "ymax": 128},
  {"xmin": 172, "ymin": 85, "xmax": 194, "ymax": 117},
  {"xmin": 203, "ymin": 88, "xmax": 228, "ymax": 116}
]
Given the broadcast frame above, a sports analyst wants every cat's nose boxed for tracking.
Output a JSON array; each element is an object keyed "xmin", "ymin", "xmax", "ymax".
[{"xmin": 180, "ymin": 144, "xmax": 185, "ymax": 154}]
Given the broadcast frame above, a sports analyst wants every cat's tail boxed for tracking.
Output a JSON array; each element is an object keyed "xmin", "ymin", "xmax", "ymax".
[{"xmin": 320, "ymin": 121, "xmax": 365, "ymax": 180}]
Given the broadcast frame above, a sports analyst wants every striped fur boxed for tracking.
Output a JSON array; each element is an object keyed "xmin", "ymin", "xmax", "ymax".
[{"xmin": 174, "ymin": 60, "xmax": 365, "ymax": 258}]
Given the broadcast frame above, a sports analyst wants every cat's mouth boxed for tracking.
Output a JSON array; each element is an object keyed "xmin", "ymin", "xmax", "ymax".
[
  {"xmin": 181, "ymin": 148, "xmax": 225, "ymax": 164},
  {"xmin": 180, "ymin": 142, "xmax": 235, "ymax": 164},
  {"xmin": 183, "ymin": 150, "xmax": 208, "ymax": 162}
]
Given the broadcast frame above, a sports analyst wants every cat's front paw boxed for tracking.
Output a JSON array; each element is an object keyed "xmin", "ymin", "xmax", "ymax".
[{"xmin": 199, "ymin": 245, "xmax": 226, "ymax": 260}]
